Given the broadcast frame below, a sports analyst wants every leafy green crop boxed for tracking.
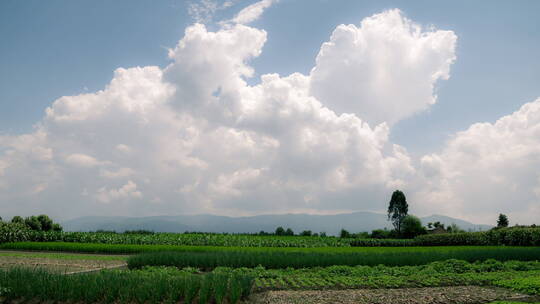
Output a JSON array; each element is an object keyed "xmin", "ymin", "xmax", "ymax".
[
  {"xmin": 19, "ymin": 230, "xmax": 354, "ymax": 247},
  {"xmin": 221, "ymin": 259, "xmax": 540, "ymax": 292}
]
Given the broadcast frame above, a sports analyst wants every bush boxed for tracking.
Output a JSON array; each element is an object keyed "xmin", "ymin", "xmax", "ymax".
[
  {"xmin": 401, "ymin": 215, "xmax": 427, "ymax": 238},
  {"xmin": 370, "ymin": 229, "xmax": 395, "ymax": 239}
]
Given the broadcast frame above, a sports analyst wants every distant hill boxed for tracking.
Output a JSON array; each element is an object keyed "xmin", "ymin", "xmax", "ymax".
[{"xmin": 61, "ymin": 212, "xmax": 492, "ymax": 235}]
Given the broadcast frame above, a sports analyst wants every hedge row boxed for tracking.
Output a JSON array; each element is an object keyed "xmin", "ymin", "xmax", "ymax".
[{"xmin": 415, "ymin": 228, "xmax": 540, "ymax": 246}]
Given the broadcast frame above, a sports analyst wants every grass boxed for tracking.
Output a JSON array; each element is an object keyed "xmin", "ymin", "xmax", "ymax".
[
  {"xmin": 4, "ymin": 241, "xmax": 540, "ymax": 254},
  {"xmin": 0, "ymin": 267, "xmax": 254, "ymax": 304},
  {"xmin": 126, "ymin": 247, "xmax": 540, "ymax": 269}
]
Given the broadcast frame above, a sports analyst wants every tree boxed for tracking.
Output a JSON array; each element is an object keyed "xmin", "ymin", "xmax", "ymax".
[
  {"xmin": 300, "ymin": 230, "xmax": 312, "ymax": 236},
  {"xmin": 24, "ymin": 216, "xmax": 42, "ymax": 231},
  {"xmin": 340, "ymin": 229, "xmax": 351, "ymax": 238},
  {"xmin": 387, "ymin": 190, "xmax": 408, "ymax": 234},
  {"xmin": 400, "ymin": 215, "xmax": 427, "ymax": 238},
  {"xmin": 52, "ymin": 223, "xmax": 63, "ymax": 232},
  {"xmin": 37, "ymin": 214, "xmax": 53, "ymax": 231},
  {"xmin": 11, "ymin": 216, "xmax": 24, "ymax": 224},
  {"xmin": 275, "ymin": 226, "xmax": 285, "ymax": 236},
  {"xmin": 497, "ymin": 214, "xmax": 509, "ymax": 228},
  {"xmin": 285, "ymin": 228, "xmax": 294, "ymax": 236}
]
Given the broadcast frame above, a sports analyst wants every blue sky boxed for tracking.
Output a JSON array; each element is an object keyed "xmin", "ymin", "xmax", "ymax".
[
  {"xmin": 1, "ymin": 0, "xmax": 539, "ymax": 224},
  {"xmin": 2, "ymin": 0, "xmax": 539, "ymax": 154}
]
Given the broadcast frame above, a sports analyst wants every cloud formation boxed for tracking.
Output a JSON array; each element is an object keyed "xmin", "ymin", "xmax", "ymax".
[
  {"xmin": 415, "ymin": 98, "xmax": 540, "ymax": 224},
  {"xmin": 1, "ymin": 5, "xmax": 536, "ymax": 225},
  {"xmin": 310, "ymin": 9, "xmax": 457, "ymax": 126}
]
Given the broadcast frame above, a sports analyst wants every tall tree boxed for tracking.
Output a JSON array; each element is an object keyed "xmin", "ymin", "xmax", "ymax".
[
  {"xmin": 387, "ymin": 190, "xmax": 408, "ymax": 234},
  {"xmin": 497, "ymin": 214, "xmax": 509, "ymax": 228}
]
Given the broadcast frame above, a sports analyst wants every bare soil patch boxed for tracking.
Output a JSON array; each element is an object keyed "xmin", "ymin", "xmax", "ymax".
[
  {"xmin": 0, "ymin": 255, "xmax": 126, "ymax": 274},
  {"xmin": 249, "ymin": 286, "xmax": 535, "ymax": 304}
]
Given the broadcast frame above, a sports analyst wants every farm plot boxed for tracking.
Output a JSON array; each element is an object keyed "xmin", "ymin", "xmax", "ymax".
[
  {"xmin": 0, "ymin": 251, "xmax": 127, "ymax": 274},
  {"xmin": 126, "ymin": 247, "xmax": 540, "ymax": 269},
  {"xmin": 250, "ymin": 286, "xmax": 532, "ymax": 304}
]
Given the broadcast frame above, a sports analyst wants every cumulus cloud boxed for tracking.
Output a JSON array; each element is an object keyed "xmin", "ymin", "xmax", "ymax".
[
  {"xmin": 7, "ymin": 6, "xmax": 535, "ymax": 226},
  {"xmin": 310, "ymin": 9, "xmax": 456, "ymax": 126},
  {"xmin": 96, "ymin": 181, "xmax": 142, "ymax": 204},
  {"xmin": 415, "ymin": 98, "xmax": 540, "ymax": 224}
]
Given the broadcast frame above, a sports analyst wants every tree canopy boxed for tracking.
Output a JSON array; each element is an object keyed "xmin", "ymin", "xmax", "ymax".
[{"xmin": 387, "ymin": 190, "xmax": 408, "ymax": 233}]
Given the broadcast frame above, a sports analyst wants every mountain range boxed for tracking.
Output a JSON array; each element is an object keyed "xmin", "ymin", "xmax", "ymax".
[{"xmin": 61, "ymin": 212, "xmax": 492, "ymax": 236}]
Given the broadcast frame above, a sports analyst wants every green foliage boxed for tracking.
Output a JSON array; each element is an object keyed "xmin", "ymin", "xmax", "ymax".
[
  {"xmin": 0, "ymin": 222, "xmax": 31, "ymax": 244},
  {"xmin": 10, "ymin": 216, "xmax": 24, "ymax": 224},
  {"xmin": 349, "ymin": 238, "xmax": 415, "ymax": 247},
  {"xmin": 415, "ymin": 227, "xmax": 540, "ymax": 246},
  {"xmin": 124, "ymin": 229, "xmax": 155, "ymax": 234},
  {"xmin": 401, "ymin": 215, "xmax": 427, "ymax": 238},
  {"xmin": 11, "ymin": 230, "xmax": 353, "ymax": 247},
  {"xmin": 0, "ymin": 267, "xmax": 254, "ymax": 303},
  {"xmin": 36, "ymin": 214, "xmax": 53, "ymax": 231},
  {"xmin": 340, "ymin": 229, "xmax": 351, "ymax": 238},
  {"xmin": 387, "ymin": 190, "xmax": 408, "ymax": 233},
  {"xmin": 285, "ymin": 228, "xmax": 294, "ymax": 236},
  {"xmin": 300, "ymin": 230, "xmax": 312, "ymax": 236},
  {"xmin": 370, "ymin": 228, "xmax": 393, "ymax": 239},
  {"xmin": 274, "ymin": 227, "xmax": 285, "ymax": 236},
  {"xmin": 126, "ymin": 246, "xmax": 540, "ymax": 270},
  {"xmin": 24, "ymin": 216, "xmax": 42, "ymax": 231},
  {"xmin": 8, "ymin": 214, "xmax": 63, "ymax": 232},
  {"xmin": 244, "ymin": 259, "xmax": 540, "ymax": 291},
  {"xmin": 498, "ymin": 213, "xmax": 509, "ymax": 228},
  {"xmin": 494, "ymin": 276, "xmax": 540, "ymax": 295}
]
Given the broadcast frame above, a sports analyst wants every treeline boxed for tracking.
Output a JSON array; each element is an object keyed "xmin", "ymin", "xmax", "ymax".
[
  {"xmin": 0, "ymin": 215, "xmax": 63, "ymax": 243},
  {"xmin": 1, "ymin": 215, "xmax": 62, "ymax": 232}
]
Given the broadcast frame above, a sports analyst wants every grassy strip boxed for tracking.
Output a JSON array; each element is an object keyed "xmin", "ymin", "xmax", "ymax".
[
  {"xmin": 0, "ymin": 251, "xmax": 127, "ymax": 261},
  {"xmin": 127, "ymin": 247, "xmax": 540, "ymax": 270},
  {"xmin": 0, "ymin": 267, "xmax": 254, "ymax": 304},
  {"xmin": 5, "ymin": 241, "xmax": 540, "ymax": 255}
]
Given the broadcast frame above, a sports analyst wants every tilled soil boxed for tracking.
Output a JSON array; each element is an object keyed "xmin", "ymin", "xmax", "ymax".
[
  {"xmin": 249, "ymin": 286, "xmax": 536, "ymax": 304},
  {"xmin": 0, "ymin": 256, "xmax": 126, "ymax": 274}
]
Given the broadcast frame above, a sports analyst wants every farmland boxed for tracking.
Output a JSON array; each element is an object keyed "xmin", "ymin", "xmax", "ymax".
[{"xmin": 1, "ymin": 227, "xmax": 540, "ymax": 303}]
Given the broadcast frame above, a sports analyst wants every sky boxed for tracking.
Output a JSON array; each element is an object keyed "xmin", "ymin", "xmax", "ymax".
[{"xmin": 0, "ymin": 0, "xmax": 539, "ymax": 225}]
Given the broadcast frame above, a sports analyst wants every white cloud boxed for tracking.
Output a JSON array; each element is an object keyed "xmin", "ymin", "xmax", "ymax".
[
  {"xmin": 65, "ymin": 153, "xmax": 102, "ymax": 168},
  {"xmin": 230, "ymin": 0, "xmax": 276, "ymax": 25},
  {"xmin": 96, "ymin": 181, "xmax": 142, "ymax": 204},
  {"xmin": 310, "ymin": 9, "xmax": 457, "ymax": 126},
  {"xmin": 415, "ymin": 98, "xmax": 540, "ymax": 224},
  {"xmin": 5, "ymin": 6, "xmax": 535, "ymax": 225}
]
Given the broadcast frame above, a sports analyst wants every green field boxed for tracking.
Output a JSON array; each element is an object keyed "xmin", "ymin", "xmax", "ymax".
[
  {"xmin": 1, "ymin": 229, "xmax": 540, "ymax": 303},
  {"xmin": 126, "ymin": 247, "xmax": 540, "ymax": 269}
]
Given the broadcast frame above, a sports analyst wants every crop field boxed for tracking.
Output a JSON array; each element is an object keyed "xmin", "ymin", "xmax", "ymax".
[{"xmin": 1, "ymin": 229, "xmax": 540, "ymax": 303}]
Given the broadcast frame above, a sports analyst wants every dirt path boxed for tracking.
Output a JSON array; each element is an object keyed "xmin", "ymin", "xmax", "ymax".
[{"xmin": 249, "ymin": 286, "xmax": 537, "ymax": 304}]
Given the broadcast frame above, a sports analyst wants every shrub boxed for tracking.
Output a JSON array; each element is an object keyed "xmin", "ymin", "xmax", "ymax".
[{"xmin": 401, "ymin": 215, "xmax": 427, "ymax": 238}]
